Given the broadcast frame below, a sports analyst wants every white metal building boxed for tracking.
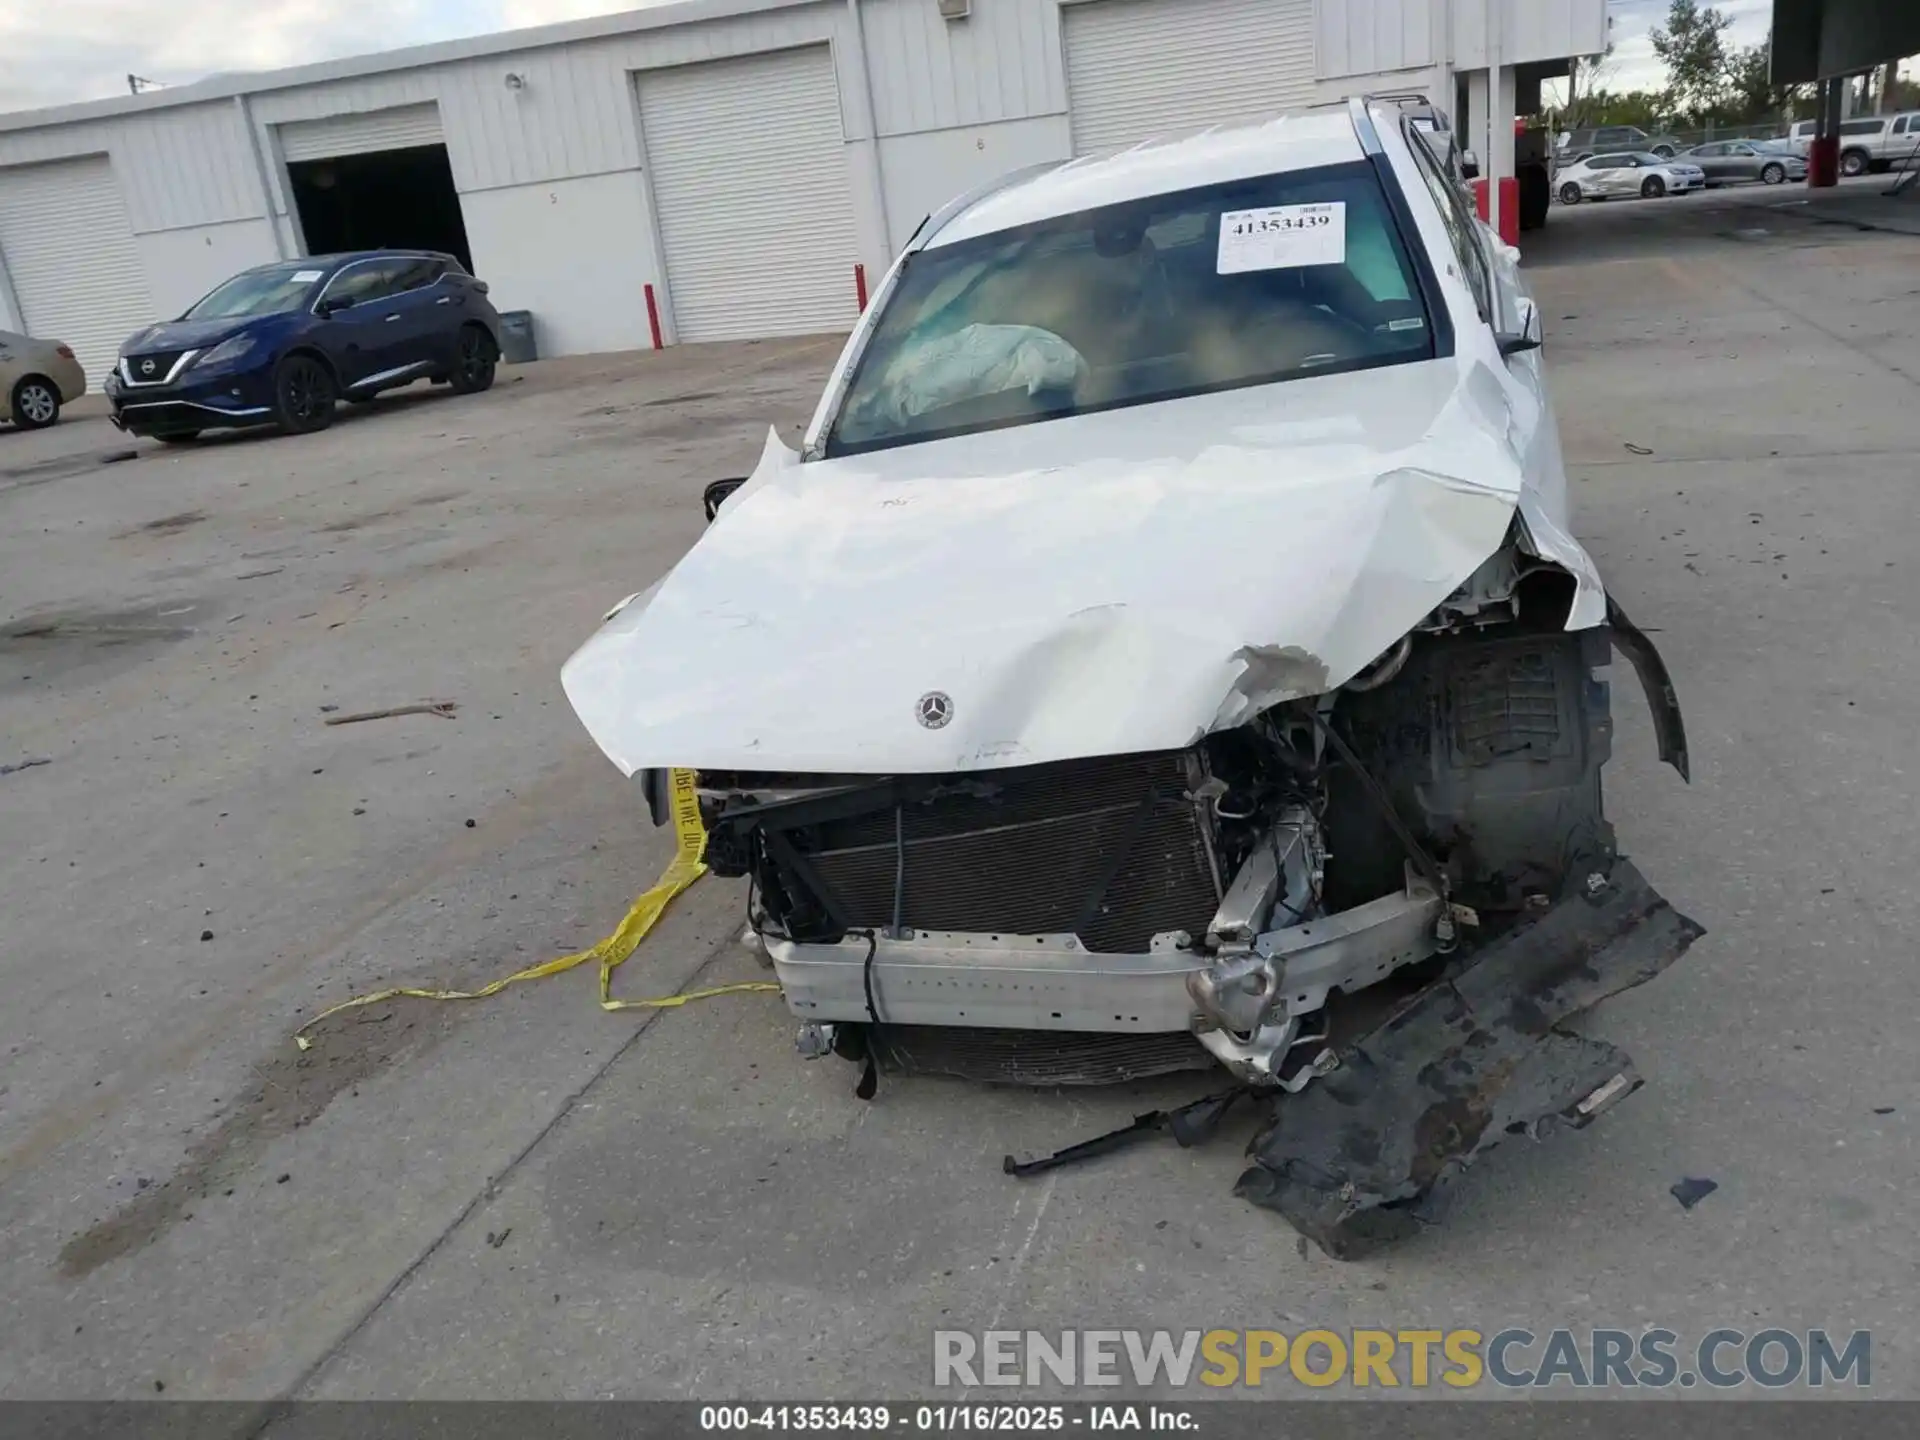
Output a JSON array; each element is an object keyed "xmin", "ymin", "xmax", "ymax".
[{"xmin": 0, "ymin": 0, "xmax": 1605, "ymax": 380}]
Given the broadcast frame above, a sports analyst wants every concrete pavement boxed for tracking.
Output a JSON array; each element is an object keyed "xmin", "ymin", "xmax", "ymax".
[{"xmin": 2, "ymin": 188, "xmax": 1917, "ymax": 1401}]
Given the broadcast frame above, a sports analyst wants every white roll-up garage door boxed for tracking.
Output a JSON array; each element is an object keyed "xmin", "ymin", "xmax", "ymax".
[
  {"xmin": 1064, "ymin": 0, "xmax": 1317, "ymax": 154},
  {"xmin": 639, "ymin": 47, "xmax": 859, "ymax": 344},
  {"xmin": 278, "ymin": 103, "xmax": 444, "ymax": 162},
  {"xmin": 0, "ymin": 156, "xmax": 155, "ymax": 385}
]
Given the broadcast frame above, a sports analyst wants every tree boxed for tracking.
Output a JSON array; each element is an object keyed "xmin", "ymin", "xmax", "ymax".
[
  {"xmin": 1722, "ymin": 30, "xmax": 1812, "ymax": 122},
  {"xmin": 1560, "ymin": 45, "xmax": 1621, "ymax": 128},
  {"xmin": 1651, "ymin": 0, "xmax": 1735, "ymax": 121},
  {"xmin": 1576, "ymin": 89, "xmax": 1670, "ymax": 130}
]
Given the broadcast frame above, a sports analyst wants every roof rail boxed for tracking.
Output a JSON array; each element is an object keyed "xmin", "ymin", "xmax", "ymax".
[
  {"xmin": 1347, "ymin": 95, "xmax": 1385, "ymax": 156},
  {"xmin": 1363, "ymin": 90, "xmax": 1436, "ymax": 108}
]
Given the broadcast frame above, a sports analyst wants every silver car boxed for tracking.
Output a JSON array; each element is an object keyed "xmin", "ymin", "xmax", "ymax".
[
  {"xmin": 1556, "ymin": 151, "xmax": 1706, "ymax": 203},
  {"xmin": 1679, "ymin": 139, "xmax": 1807, "ymax": 186}
]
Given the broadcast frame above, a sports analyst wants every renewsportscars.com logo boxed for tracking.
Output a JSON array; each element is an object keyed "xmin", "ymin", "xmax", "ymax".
[{"xmin": 933, "ymin": 1328, "xmax": 1871, "ymax": 1390}]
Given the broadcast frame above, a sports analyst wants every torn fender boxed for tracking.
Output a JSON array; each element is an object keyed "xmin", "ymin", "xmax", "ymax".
[{"xmin": 1233, "ymin": 860, "xmax": 1705, "ymax": 1259}]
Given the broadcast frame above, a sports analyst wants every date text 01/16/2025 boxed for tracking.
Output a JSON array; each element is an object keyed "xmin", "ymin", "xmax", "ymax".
[{"xmin": 699, "ymin": 1405, "xmax": 1198, "ymax": 1432}]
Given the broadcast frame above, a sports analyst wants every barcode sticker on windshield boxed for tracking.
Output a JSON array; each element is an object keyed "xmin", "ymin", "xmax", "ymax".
[
  {"xmin": 291, "ymin": 270, "xmax": 324, "ymax": 283},
  {"xmin": 1217, "ymin": 203, "xmax": 1346, "ymax": 274}
]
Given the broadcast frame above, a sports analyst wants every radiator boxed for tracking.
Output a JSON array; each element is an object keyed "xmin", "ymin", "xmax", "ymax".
[{"xmin": 774, "ymin": 751, "xmax": 1222, "ymax": 954}]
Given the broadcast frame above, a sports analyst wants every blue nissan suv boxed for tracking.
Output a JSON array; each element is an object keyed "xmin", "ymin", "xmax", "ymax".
[{"xmin": 106, "ymin": 250, "xmax": 503, "ymax": 442}]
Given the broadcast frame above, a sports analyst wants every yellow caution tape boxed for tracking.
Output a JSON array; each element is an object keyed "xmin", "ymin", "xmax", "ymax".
[{"xmin": 294, "ymin": 767, "xmax": 779, "ymax": 1050}]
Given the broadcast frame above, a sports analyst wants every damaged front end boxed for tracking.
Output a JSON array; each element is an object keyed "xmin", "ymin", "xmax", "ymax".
[
  {"xmin": 678, "ymin": 538, "xmax": 1699, "ymax": 1252},
  {"xmin": 565, "ymin": 373, "xmax": 1700, "ymax": 1255}
]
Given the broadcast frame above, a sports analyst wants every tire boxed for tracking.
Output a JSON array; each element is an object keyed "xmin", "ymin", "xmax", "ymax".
[
  {"xmin": 156, "ymin": 431, "xmax": 201, "ymax": 445},
  {"xmin": 1761, "ymin": 162, "xmax": 1787, "ymax": 185},
  {"xmin": 448, "ymin": 325, "xmax": 498, "ymax": 396},
  {"xmin": 271, "ymin": 353, "xmax": 336, "ymax": 435},
  {"xmin": 1641, "ymin": 175, "xmax": 1667, "ymax": 199},
  {"xmin": 1653, "ymin": 144, "xmax": 1675, "ymax": 159},
  {"xmin": 10, "ymin": 375, "xmax": 60, "ymax": 430},
  {"xmin": 1841, "ymin": 148, "xmax": 1869, "ymax": 177},
  {"xmin": 1559, "ymin": 182, "xmax": 1583, "ymax": 205}
]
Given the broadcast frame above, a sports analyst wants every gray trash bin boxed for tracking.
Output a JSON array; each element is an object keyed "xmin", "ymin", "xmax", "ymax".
[{"xmin": 498, "ymin": 310, "xmax": 537, "ymax": 365}]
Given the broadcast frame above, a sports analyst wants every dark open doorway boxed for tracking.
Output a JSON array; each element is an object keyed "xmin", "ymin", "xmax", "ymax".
[{"xmin": 288, "ymin": 145, "xmax": 472, "ymax": 269}]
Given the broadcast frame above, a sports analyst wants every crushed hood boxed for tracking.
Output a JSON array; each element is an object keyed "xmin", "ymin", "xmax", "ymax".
[{"xmin": 563, "ymin": 358, "xmax": 1588, "ymax": 776}]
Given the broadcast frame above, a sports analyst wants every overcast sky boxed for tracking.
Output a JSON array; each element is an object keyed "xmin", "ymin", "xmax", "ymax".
[
  {"xmin": 0, "ymin": 0, "xmax": 1777, "ymax": 116},
  {"xmin": 1604, "ymin": 0, "xmax": 1773, "ymax": 92}
]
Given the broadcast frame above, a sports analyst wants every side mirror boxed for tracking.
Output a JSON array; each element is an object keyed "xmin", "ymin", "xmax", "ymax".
[
  {"xmin": 702, "ymin": 477, "xmax": 748, "ymax": 522},
  {"xmin": 1498, "ymin": 298, "xmax": 1544, "ymax": 358},
  {"xmin": 317, "ymin": 295, "xmax": 355, "ymax": 316},
  {"xmin": 1460, "ymin": 148, "xmax": 1481, "ymax": 179}
]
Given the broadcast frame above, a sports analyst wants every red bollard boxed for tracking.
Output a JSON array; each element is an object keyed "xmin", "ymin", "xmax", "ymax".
[
  {"xmin": 1807, "ymin": 136, "xmax": 1839, "ymax": 187},
  {"xmin": 1472, "ymin": 177, "xmax": 1521, "ymax": 246}
]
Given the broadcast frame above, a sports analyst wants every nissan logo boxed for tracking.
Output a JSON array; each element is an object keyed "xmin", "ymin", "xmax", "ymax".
[
  {"xmin": 140, "ymin": 358, "xmax": 156, "ymax": 376},
  {"xmin": 915, "ymin": 691, "xmax": 953, "ymax": 729}
]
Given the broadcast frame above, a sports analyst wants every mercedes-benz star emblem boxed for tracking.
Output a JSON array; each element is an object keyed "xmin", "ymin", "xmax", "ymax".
[
  {"xmin": 915, "ymin": 691, "xmax": 953, "ymax": 729},
  {"xmin": 140, "ymin": 358, "xmax": 156, "ymax": 375}
]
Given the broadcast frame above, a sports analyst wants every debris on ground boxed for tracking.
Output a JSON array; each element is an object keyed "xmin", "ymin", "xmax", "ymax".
[
  {"xmin": 1670, "ymin": 1176, "xmax": 1719, "ymax": 1210},
  {"xmin": 99, "ymin": 450, "xmax": 140, "ymax": 466},
  {"xmin": 0, "ymin": 757, "xmax": 52, "ymax": 777},
  {"xmin": 1003, "ymin": 1090, "xmax": 1250, "ymax": 1178},
  {"xmin": 1625, "ymin": 442, "xmax": 1655, "ymax": 455},
  {"xmin": 322, "ymin": 700, "xmax": 458, "ymax": 726}
]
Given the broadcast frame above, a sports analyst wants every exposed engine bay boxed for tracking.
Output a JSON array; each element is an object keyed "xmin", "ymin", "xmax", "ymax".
[{"xmin": 669, "ymin": 544, "xmax": 1700, "ymax": 1254}]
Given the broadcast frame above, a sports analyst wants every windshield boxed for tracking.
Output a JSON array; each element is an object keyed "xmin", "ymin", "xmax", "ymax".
[
  {"xmin": 184, "ymin": 264, "xmax": 326, "ymax": 320},
  {"xmin": 827, "ymin": 161, "xmax": 1437, "ymax": 456}
]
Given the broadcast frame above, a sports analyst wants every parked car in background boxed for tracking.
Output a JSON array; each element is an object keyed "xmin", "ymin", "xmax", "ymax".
[
  {"xmin": 1678, "ymin": 138, "xmax": 1807, "ymax": 186},
  {"xmin": 0, "ymin": 329, "xmax": 86, "ymax": 430},
  {"xmin": 1559, "ymin": 125, "xmax": 1684, "ymax": 164},
  {"xmin": 104, "ymin": 250, "xmax": 502, "ymax": 442},
  {"xmin": 1837, "ymin": 113, "xmax": 1920, "ymax": 175},
  {"xmin": 1554, "ymin": 151, "xmax": 1706, "ymax": 202},
  {"xmin": 1786, "ymin": 114, "xmax": 1920, "ymax": 173}
]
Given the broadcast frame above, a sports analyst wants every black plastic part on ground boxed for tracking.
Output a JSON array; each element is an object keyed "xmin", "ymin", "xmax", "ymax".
[{"xmin": 1234, "ymin": 858, "xmax": 1704, "ymax": 1259}]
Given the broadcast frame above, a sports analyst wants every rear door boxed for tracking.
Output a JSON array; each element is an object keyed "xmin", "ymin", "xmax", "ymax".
[
  {"xmin": 1891, "ymin": 115, "xmax": 1920, "ymax": 169},
  {"xmin": 1690, "ymin": 143, "xmax": 1727, "ymax": 180}
]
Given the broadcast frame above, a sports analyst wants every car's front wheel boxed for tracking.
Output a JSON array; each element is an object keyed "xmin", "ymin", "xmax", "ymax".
[
  {"xmin": 1761, "ymin": 162, "xmax": 1787, "ymax": 185},
  {"xmin": 272, "ymin": 354, "xmax": 336, "ymax": 435},
  {"xmin": 1841, "ymin": 148, "xmax": 1869, "ymax": 177},
  {"xmin": 1641, "ymin": 175, "xmax": 1667, "ymax": 199},
  {"xmin": 10, "ymin": 376, "xmax": 60, "ymax": 430},
  {"xmin": 448, "ymin": 325, "xmax": 498, "ymax": 396},
  {"xmin": 1558, "ymin": 181, "xmax": 1582, "ymax": 205}
]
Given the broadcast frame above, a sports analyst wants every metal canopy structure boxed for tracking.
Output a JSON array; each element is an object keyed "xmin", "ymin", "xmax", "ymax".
[{"xmin": 1772, "ymin": 0, "xmax": 1920, "ymax": 84}]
